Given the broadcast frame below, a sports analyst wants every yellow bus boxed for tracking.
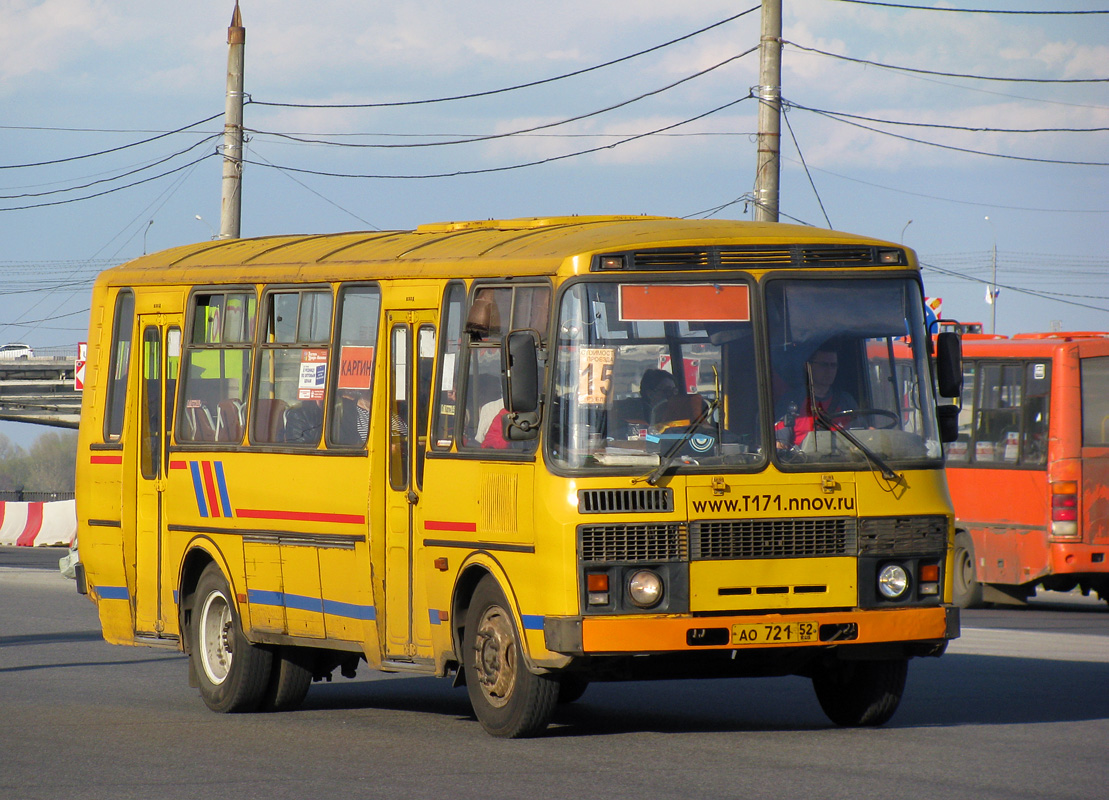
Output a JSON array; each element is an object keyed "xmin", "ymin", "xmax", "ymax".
[{"xmin": 74, "ymin": 215, "xmax": 963, "ymax": 737}]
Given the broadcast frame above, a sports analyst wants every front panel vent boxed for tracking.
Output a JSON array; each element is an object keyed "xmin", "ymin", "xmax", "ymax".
[
  {"xmin": 690, "ymin": 517, "xmax": 857, "ymax": 560},
  {"xmin": 578, "ymin": 488, "xmax": 673, "ymax": 514},
  {"xmin": 591, "ymin": 245, "xmax": 904, "ymax": 271},
  {"xmin": 858, "ymin": 516, "xmax": 947, "ymax": 556},
  {"xmin": 579, "ymin": 523, "xmax": 687, "ymax": 562}
]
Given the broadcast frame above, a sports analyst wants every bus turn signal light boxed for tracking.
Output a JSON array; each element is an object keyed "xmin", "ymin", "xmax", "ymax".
[{"xmin": 1051, "ymin": 482, "xmax": 1079, "ymax": 536}]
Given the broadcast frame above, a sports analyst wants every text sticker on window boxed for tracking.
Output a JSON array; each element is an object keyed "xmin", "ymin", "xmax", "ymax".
[
  {"xmin": 577, "ymin": 347, "xmax": 615, "ymax": 405},
  {"xmin": 298, "ymin": 348, "xmax": 328, "ymax": 400}
]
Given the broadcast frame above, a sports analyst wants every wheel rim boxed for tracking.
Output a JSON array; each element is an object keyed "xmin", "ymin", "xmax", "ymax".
[
  {"xmin": 198, "ymin": 590, "xmax": 234, "ymax": 686},
  {"xmin": 471, "ymin": 604, "xmax": 517, "ymax": 709}
]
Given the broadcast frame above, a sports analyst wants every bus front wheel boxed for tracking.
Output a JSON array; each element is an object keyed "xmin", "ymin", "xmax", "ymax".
[
  {"xmin": 812, "ymin": 657, "xmax": 907, "ymax": 727},
  {"xmin": 190, "ymin": 563, "xmax": 273, "ymax": 713},
  {"xmin": 953, "ymin": 532, "xmax": 984, "ymax": 609},
  {"xmin": 463, "ymin": 576, "xmax": 558, "ymax": 738}
]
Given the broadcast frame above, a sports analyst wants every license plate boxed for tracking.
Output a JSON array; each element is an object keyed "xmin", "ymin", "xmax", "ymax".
[{"xmin": 731, "ymin": 620, "xmax": 819, "ymax": 646}]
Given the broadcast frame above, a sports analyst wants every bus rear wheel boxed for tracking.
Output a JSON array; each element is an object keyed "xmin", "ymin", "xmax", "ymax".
[
  {"xmin": 812, "ymin": 658, "xmax": 907, "ymax": 727},
  {"xmin": 463, "ymin": 576, "xmax": 558, "ymax": 738},
  {"xmin": 954, "ymin": 532, "xmax": 984, "ymax": 609},
  {"xmin": 191, "ymin": 563, "xmax": 272, "ymax": 713}
]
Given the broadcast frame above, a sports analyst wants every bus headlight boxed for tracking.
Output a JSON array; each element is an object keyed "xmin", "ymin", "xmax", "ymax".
[
  {"xmin": 877, "ymin": 564, "xmax": 909, "ymax": 600},
  {"xmin": 628, "ymin": 570, "xmax": 663, "ymax": 608}
]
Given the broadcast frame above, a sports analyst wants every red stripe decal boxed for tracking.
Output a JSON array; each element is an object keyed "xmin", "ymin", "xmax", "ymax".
[
  {"xmin": 16, "ymin": 503, "xmax": 45, "ymax": 547},
  {"xmin": 169, "ymin": 460, "xmax": 188, "ymax": 470},
  {"xmin": 424, "ymin": 520, "xmax": 478, "ymax": 533},
  {"xmin": 200, "ymin": 462, "xmax": 221, "ymax": 518},
  {"xmin": 90, "ymin": 454, "xmax": 123, "ymax": 465},
  {"xmin": 236, "ymin": 509, "xmax": 365, "ymax": 525}
]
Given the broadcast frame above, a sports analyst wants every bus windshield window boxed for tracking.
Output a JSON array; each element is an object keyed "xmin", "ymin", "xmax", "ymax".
[
  {"xmin": 549, "ymin": 280, "xmax": 761, "ymax": 471},
  {"xmin": 767, "ymin": 277, "xmax": 942, "ymax": 468}
]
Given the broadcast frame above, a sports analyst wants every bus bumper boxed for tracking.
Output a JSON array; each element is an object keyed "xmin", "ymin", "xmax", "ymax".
[{"xmin": 544, "ymin": 605, "xmax": 959, "ymax": 656}]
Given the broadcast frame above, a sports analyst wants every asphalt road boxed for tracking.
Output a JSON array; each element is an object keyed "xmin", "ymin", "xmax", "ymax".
[{"xmin": 2, "ymin": 546, "xmax": 1107, "ymax": 800}]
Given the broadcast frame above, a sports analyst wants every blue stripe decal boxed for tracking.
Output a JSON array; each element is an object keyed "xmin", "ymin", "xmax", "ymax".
[
  {"xmin": 521, "ymin": 614, "xmax": 544, "ymax": 631},
  {"xmin": 324, "ymin": 599, "xmax": 377, "ymax": 621},
  {"xmin": 97, "ymin": 585, "xmax": 130, "ymax": 600},
  {"xmin": 248, "ymin": 589, "xmax": 284, "ymax": 607},
  {"xmin": 189, "ymin": 461, "xmax": 208, "ymax": 517},
  {"xmin": 283, "ymin": 592, "xmax": 325, "ymax": 614},
  {"xmin": 249, "ymin": 590, "xmax": 375, "ymax": 621},
  {"xmin": 213, "ymin": 461, "xmax": 233, "ymax": 518},
  {"xmin": 429, "ymin": 608, "xmax": 442, "ymax": 626}
]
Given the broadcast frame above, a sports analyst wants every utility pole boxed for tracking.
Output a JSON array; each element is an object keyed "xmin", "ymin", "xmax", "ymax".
[
  {"xmin": 753, "ymin": 0, "xmax": 782, "ymax": 222},
  {"xmin": 219, "ymin": 2, "xmax": 245, "ymax": 240}
]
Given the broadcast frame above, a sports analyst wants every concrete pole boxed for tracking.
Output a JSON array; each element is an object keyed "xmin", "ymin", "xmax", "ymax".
[
  {"xmin": 219, "ymin": 3, "xmax": 245, "ymax": 240},
  {"xmin": 753, "ymin": 0, "xmax": 782, "ymax": 223}
]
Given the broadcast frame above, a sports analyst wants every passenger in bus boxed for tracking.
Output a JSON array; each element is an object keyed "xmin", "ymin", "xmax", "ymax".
[
  {"xmin": 284, "ymin": 399, "xmax": 324, "ymax": 444},
  {"xmin": 475, "ymin": 375, "xmax": 509, "ymax": 448},
  {"xmin": 775, "ymin": 345, "xmax": 856, "ymax": 447},
  {"xmin": 336, "ymin": 389, "xmax": 371, "ymax": 445}
]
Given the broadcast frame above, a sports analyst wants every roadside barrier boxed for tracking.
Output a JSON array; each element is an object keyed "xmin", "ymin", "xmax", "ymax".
[{"xmin": 0, "ymin": 500, "xmax": 76, "ymax": 547}]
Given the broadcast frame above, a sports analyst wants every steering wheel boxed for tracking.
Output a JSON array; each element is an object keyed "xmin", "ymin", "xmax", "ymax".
[{"xmin": 834, "ymin": 408, "xmax": 899, "ymax": 430}]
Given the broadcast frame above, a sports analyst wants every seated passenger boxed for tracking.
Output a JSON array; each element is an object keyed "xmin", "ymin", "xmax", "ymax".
[{"xmin": 284, "ymin": 400, "xmax": 324, "ymax": 444}]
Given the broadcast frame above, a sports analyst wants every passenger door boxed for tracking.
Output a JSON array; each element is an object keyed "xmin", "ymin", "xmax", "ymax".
[
  {"xmin": 133, "ymin": 318, "xmax": 180, "ymax": 637},
  {"xmin": 383, "ymin": 311, "xmax": 437, "ymax": 660}
]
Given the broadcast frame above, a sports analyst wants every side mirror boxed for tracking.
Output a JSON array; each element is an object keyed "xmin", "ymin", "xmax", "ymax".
[
  {"xmin": 935, "ymin": 331, "xmax": 962, "ymax": 398},
  {"xmin": 937, "ymin": 404, "xmax": 959, "ymax": 444},
  {"xmin": 502, "ymin": 329, "xmax": 541, "ymax": 440}
]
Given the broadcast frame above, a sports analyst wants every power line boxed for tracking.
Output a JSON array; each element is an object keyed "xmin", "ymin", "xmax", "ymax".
[
  {"xmin": 0, "ymin": 136, "xmax": 220, "ymax": 200},
  {"xmin": 249, "ymin": 48, "xmax": 758, "ymax": 151},
  {"xmin": 0, "ymin": 151, "xmax": 219, "ymax": 211},
  {"xmin": 921, "ymin": 262, "xmax": 1109, "ymax": 314},
  {"xmin": 792, "ymin": 103, "xmax": 1109, "ymax": 167},
  {"xmin": 785, "ymin": 103, "xmax": 1109, "ymax": 135},
  {"xmin": 243, "ymin": 96, "xmax": 754, "ymax": 181},
  {"xmin": 780, "ymin": 155, "xmax": 1109, "ymax": 213},
  {"xmin": 784, "ymin": 41, "xmax": 1108, "ymax": 84},
  {"xmin": 0, "ymin": 113, "xmax": 223, "ymax": 169},
  {"xmin": 250, "ymin": 7, "xmax": 759, "ymax": 111},
  {"xmin": 827, "ymin": 1, "xmax": 1109, "ymax": 14}
]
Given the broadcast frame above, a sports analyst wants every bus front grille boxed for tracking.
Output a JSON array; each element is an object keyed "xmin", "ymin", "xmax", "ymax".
[
  {"xmin": 690, "ymin": 518, "xmax": 857, "ymax": 560},
  {"xmin": 858, "ymin": 516, "xmax": 947, "ymax": 556},
  {"xmin": 579, "ymin": 523, "xmax": 687, "ymax": 562}
]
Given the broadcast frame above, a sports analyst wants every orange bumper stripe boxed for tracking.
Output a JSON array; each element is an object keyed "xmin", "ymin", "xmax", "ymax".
[{"xmin": 581, "ymin": 607, "xmax": 952, "ymax": 653}]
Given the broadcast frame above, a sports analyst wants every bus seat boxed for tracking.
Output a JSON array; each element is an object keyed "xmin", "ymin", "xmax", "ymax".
[
  {"xmin": 254, "ymin": 399, "xmax": 287, "ymax": 443},
  {"xmin": 216, "ymin": 400, "xmax": 244, "ymax": 442},
  {"xmin": 185, "ymin": 404, "xmax": 216, "ymax": 442}
]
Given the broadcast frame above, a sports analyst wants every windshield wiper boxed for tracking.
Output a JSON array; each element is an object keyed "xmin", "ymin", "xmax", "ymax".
[
  {"xmin": 812, "ymin": 404, "xmax": 902, "ymax": 483},
  {"xmin": 634, "ymin": 396, "xmax": 717, "ymax": 486}
]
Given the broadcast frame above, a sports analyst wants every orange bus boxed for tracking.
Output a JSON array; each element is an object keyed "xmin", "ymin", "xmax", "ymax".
[{"xmin": 944, "ymin": 332, "xmax": 1109, "ymax": 607}]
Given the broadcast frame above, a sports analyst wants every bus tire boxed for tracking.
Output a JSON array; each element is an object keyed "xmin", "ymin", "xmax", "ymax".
[
  {"xmin": 191, "ymin": 563, "xmax": 272, "ymax": 713},
  {"xmin": 463, "ymin": 576, "xmax": 558, "ymax": 738},
  {"xmin": 259, "ymin": 647, "xmax": 313, "ymax": 712},
  {"xmin": 812, "ymin": 657, "xmax": 907, "ymax": 727},
  {"xmin": 953, "ymin": 532, "xmax": 984, "ymax": 609}
]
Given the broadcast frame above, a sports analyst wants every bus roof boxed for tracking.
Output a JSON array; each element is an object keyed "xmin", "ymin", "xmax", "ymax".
[
  {"xmin": 94, "ymin": 216, "xmax": 910, "ymax": 287},
  {"xmin": 959, "ymin": 331, "xmax": 1109, "ymax": 358}
]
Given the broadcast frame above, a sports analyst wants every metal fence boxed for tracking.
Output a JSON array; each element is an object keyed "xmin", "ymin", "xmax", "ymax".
[{"xmin": 0, "ymin": 490, "xmax": 76, "ymax": 502}]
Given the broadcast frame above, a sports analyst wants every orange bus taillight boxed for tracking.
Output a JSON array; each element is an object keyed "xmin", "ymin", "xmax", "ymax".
[{"xmin": 1051, "ymin": 481, "xmax": 1079, "ymax": 536}]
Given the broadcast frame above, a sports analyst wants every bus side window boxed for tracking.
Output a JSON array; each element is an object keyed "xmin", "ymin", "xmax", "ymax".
[
  {"xmin": 328, "ymin": 285, "xmax": 381, "ymax": 448},
  {"xmin": 431, "ymin": 282, "xmax": 465, "ymax": 450},
  {"xmin": 1021, "ymin": 361, "xmax": 1050, "ymax": 465},
  {"xmin": 255, "ymin": 288, "xmax": 332, "ymax": 447},
  {"xmin": 177, "ymin": 291, "xmax": 256, "ymax": 445},
  {"xmin": 104, "ymin": 289, "xmax": 135, "ymax": 443},
  {"xmin": 461, "ymin": 284, "xmax": 549, "ymax": 451}
]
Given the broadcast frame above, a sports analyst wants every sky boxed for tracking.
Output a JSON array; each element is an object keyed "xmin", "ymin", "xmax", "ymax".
[{"xmin": 1, "ymin": 0, "xmax": 1107, "ymax": 446}]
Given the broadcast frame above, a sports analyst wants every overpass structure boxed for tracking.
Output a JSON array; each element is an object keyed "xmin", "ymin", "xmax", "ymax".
[{"xmin": 0, "ymin": 356, "xmax": 81, "ymax": 429}]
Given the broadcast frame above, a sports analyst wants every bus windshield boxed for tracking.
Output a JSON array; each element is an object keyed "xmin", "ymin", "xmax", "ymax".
[
  {"xmin": 768, "ymin": 277, "xmax": 942, "ymax": 469},
  {"xmin": 548, "ymin": 276, "xmax": 941, "ymax": 472}
]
